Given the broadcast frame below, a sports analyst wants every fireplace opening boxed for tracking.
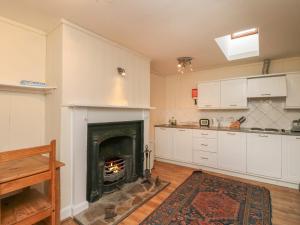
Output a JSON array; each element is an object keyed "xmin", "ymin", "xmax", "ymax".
[{"xmin": 87, "ymin": 121, "xmax": 144, "ymax": 202}]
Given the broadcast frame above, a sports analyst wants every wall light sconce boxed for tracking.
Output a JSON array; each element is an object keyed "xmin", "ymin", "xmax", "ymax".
[{"xmin": 117, "ymin": 67, "xmax": 126, "ymax": 76}]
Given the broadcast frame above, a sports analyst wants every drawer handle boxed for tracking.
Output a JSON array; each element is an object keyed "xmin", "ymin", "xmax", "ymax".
[
  {"xmin": 160, "ymin": 128, "xmax": 166, "ymax": 130},
  {"xmin": 229, "ymin": 104, "xmax": 237, "ymax": 107},
  {"xmin": 201, "ymin": 157, "xmax": 208, "ymax": 160},
  {"xmin": 204, "ymin": 105, "xmax": 211, "ymax": 107},
  {"xmin": 261, "ymin": 93, "xmax": 271, "ymax": 96},
  {"xmin": 227, "ymin": 132, "xmax": 236, "ymax": 135},
  {"xmin": 178, "ymin": 129, "xmax": 186, "ymax": 132},
  {"xmin": 201, "ymin": 144, "xmax": 208, "ymax": 146},
  {"xmin": 201, "ymin": 133, "xmax": 208, "ymax": 136},
  {"xmin": 296, "ymin": 137, "xmax": 300, "ymax": 140},
  {"xmin": 259, "ymin": 134, "xmax": 268, "ymax": 138}
]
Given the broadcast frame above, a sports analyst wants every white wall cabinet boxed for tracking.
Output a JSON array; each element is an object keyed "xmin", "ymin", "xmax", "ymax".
[
  {"xmin": 218, "ymin": 131, "xmax": 246, "ymax": 173},
  {"xmin": 197, "ymin": 81, "xmax": 220, "ymax": 108},
  {"xmin": 282, "ymin": 136, "xmax": 300, "ymax": 183},
  {"xmin": 247, "ymin": 75, "xmax": 287, "ymax": 98},
  {"xmin": 247, "ymin": 133, "xmax": 282, "ymax": 179},
  {"xmin": 173, "ymin": 129, "xmax": 193, "ymax": 163},
  {"xmin": 285, "ymin": 74, "xmax": 300, "ymax": 108},
  {"xmin": 155, "ymin": 127, "xmax": 174, "ymax": 159},
  {"xmin": 220, "ymin": 79, "xmax": 247, "ymax": 108}
]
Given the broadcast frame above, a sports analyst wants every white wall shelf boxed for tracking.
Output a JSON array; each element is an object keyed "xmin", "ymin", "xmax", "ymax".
[{"xmin": 0, "ymin": 83, "xmax": 56, "ymax": 94}]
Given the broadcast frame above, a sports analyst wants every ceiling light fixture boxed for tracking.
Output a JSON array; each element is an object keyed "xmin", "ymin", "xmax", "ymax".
[
  {"xmin": 177, "ymin": 57, "xmax": 193, "ymax": 74},
  {"xmin": 231, "ymin": 28, "xmax": 258, "ymax": 39}
]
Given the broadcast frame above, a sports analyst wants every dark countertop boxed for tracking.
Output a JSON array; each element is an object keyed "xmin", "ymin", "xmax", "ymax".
[{"xmin": 155, "ymin": 124, "xmax": 300, "ymax": 136}]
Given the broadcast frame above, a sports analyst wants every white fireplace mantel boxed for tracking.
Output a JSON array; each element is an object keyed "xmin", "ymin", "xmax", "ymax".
[
  {"xmin": 63, "ymin": 103, "xmax": 155, "ymax": 110},
  {"xmin": 59, "ymin": 106, "xmax": 151, "ymax": 220}
]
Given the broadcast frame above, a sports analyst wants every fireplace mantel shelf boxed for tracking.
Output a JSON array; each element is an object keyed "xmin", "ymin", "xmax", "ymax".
[{"xmin": 64, "ymin": 103, "xmax": 156, "ymax": 110}]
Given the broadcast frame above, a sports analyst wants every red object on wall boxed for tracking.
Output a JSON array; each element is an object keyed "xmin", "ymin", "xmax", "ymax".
[{"xmin": 192, "ymin": 88, "xmax": 198, "ymax": 105}]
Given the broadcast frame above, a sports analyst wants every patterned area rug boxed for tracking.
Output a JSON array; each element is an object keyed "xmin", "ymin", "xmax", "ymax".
[
  {"xmin": 140, "ymin": 171, "xmax": 272, "ymax": 225},
  {"xmin": 75, "ymin": 177, "xmax": 169, "ymax": 225}
]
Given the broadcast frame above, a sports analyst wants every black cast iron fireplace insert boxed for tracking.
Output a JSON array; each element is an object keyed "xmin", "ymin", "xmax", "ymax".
[{"xmin": 87, "ymin": 121, "xmax": 144, "ymax": 202}]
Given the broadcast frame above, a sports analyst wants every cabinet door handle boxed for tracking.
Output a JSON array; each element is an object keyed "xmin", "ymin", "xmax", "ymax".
[
  {"xmin": 259, "ymin": 134, "xmax": 268, "ymax": 138},
  {"xmin": 201, "ymin": 157, "xmax": 208, "ymax": 160},
  {"xmin": 261, "ymin": 93, "xmax": 271, "ymax": 96},
  {"xmin": 201, "ymin": 144, "xmax": 208, "ymax": 146},
  {"xmin": 227, "ymin": 132, "xmax": 236, "ymax": 135}
]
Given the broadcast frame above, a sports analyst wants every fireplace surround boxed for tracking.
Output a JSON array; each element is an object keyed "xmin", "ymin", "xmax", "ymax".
[{"xmin": 87, "ymin": 120, "xmax": 144, "ymax": 202}]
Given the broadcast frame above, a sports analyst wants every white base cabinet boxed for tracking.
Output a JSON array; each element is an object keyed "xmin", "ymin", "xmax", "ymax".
[
  {"xmin": 282, "ymin": 136, "xmax": 300, "ymax": 183},
  {"xmin": 218, "ymin": 131, "xmax": 247, "ymax": 173},
  {"xmin": 173, "ymin": 129, "xmax": 193, "ymax": 163},
  {"xmin": 155, "ymin": 127, "xmax": 174, "ymax": 159},
  {"xmin": 155, "ymin": 127, "xmax": 300, "ymax": 188},
  {"xmin": 247, "ymin": 133, "xmax": 282, "ymax": 179}
]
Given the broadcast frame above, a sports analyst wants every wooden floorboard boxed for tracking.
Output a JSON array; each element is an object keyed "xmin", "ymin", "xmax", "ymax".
[{"xmin": 62, "ymin": 160, "xmax": 300, "ymax": 225}]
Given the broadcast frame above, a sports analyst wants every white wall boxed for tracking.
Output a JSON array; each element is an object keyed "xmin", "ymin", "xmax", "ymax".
[
  {"xmin": 0, "ymin": 17, "xmax": 46, "ymax": 151},
  {"xmin": 62, "ymin": 23, "xmax": 150, "ymax": 107}
]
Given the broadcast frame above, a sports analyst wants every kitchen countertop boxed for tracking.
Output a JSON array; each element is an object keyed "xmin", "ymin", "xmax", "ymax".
[{"xmin": 155, "ymin": 124, "xmax": 300, "ymax": 136}]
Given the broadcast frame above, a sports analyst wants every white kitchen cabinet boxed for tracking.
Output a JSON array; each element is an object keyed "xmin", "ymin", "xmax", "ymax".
[
  {"xmin": 247, "ymin": 75, "xmax": 287, "ymax": 98},
  {"xmin": 220, "ymin": 79, "xmax": 247, "ymax": 108},
  {"xmin": 155, "ymin": 127, "xmax": 174, "ymax": 159},
  {"xmin": 193, "ymin": 150, "xmax": 218, "ymax": 168},
  {"xmin": 282, "ymin": 136, "xmax": 300, "ymax": 183},
  {"xmin": 197, "ymin": 81, "xmax": 220, "ymax": 108},
  {"xmin": 247, "ymin": 133, "xmax": 282, "ymax": 179},
  {"xmin": 285, "ymin": 74, "xmax": 300, "ymax": 108},
  {"xmin": 173, "ymin": 128, "xmax": 193, "ymax": 163},
  {"xmin": 218, "ymin": 131, "xmax": 247, "ymax": 173}
]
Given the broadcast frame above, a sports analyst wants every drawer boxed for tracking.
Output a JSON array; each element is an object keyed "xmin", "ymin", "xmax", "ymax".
[
  {"xmin": 193, "ymin": 129, "xmax": 217, "ymax": 139},
  {"xmin": 193, "ymin": 150, "xmax": 218, "ymax": 168},
  {"xmin": 193, "ymin": 137, "xmax": 218, "ymax": 152}
]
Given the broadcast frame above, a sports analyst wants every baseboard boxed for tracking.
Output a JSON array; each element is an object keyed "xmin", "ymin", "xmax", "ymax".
[
  {"xmin": 61, "ymin": 205, "xmax": 72, "ymax": 221},
  {"xmin": 155, "ymin": 157, "xmax": 299, "ymax": 189},
  {"xmin": 72, "ymin": 201, "xmax": 89, "ymax": 216}
]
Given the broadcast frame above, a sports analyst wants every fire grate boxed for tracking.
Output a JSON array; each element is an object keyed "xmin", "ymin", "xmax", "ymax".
[{"xmin": 104, "ymin": 157, "xmax": 126, "ymax": 183}]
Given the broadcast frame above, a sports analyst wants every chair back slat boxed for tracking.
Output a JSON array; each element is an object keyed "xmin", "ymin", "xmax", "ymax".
[{"xmin": 0, "ymin": 145, "xmax": 51, "ymax": 163}]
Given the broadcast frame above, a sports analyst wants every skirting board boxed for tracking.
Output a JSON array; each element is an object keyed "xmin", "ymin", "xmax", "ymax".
[
  {"xmin": 61, "ymin": 206, "xmax": 72, "ymax": 221},
  {"xmin": 155, "ymin": 157, "xmax": 299, "ymax": 190},
  {"xmin": 61, "ymin": 201, "xmax": 89, "ymax": 221}
]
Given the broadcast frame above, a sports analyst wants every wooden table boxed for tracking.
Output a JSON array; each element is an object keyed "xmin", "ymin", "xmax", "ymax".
[{"xmin": 0, "ymin": 155, "xmax": 65, "ymax": 224}]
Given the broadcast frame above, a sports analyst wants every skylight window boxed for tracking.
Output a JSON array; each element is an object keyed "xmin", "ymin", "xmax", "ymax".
[{"xmin": 215, "ymin": 28, "xmax": 259, "ymax": 61}]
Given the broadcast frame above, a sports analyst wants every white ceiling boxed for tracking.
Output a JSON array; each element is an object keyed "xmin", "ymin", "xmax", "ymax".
[{"xmin": 0, "ymin": 0, "xmax": 300, "ymax": 75}]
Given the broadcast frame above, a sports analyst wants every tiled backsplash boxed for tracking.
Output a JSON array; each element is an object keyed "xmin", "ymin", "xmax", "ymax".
[{"xmin": 166, "ymin": 99, "xmax": 300, "ymax": 130}]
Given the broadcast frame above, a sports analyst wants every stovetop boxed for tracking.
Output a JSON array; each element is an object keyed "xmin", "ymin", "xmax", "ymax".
[{"xmin": 250, "ymin": 127, "xmax": 284, "ymax": 133}]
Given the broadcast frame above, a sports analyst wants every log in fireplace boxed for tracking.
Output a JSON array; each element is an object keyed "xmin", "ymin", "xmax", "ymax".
[{"xmin": 87, "ymin": 121, "xmax": 144, "ymax": 202}]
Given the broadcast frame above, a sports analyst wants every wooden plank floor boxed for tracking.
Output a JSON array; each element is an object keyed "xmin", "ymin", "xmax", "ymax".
[{"xmin": 62, "ymin": 161, "xmax": 300, "ymax": 225}]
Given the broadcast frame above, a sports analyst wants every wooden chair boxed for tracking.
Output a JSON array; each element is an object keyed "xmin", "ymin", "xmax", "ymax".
[{"xmin": 0, "ymin": 140, "xmax": 57, "ymax": 225}]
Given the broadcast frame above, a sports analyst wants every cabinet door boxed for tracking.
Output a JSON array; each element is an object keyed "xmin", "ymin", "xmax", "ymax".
[
  {"xmin": 247, "ymin": 76, "xmax": 287, "ymax": 98},
  {"xmin": 198, "ymin": 81, "xmax": 220, "ymax": 108},
  {"xmin": 173, "ymin": 129, "xmax": 192, "ymax": 163},
  {"xmin": 218, "ymin": 131, "xmax": 246, "ymax": 173},
  {"xmin": 286, "ymin": 74, "xmax": 300, "ymax": 108},
  {"xmin": 155, "ymin": 127, "xmax": 173, "ymax": 159},
  {"xmin": 282, "ymin": 136, "xmax": 300, "ymax": 183},
  {"xmin": 220, "ymin": 79, "xmax": 247, "ymax": 108},
  {"xmin": 247, "ymin": 133, "xmax": 282, "ymax": 179}
]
